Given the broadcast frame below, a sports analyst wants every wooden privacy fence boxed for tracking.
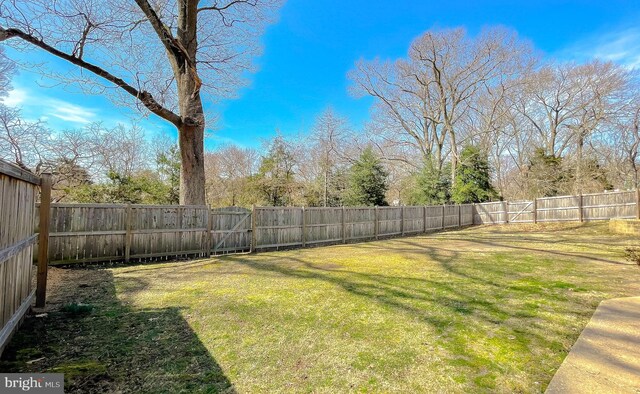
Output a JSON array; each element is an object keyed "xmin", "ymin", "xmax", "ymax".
[
  {"xmin": 473, "ymin": 190, "xmax": 639, "ymax": 225},
  {"xmin": 42, "ymin": 203, "xmax": 475, "ymax": 263},
  {"xmin": 39, "ymin": 205, "xmax": 253, "ymax": 264},
  {"xmin": 0, "ymin": 160, "xmax": 50, "ymax": 354},
  {"xmin": 41, "ymin": 189, "xmax": 640, "ymax": 264},
  {"xmin": 252, "ymin": 204, "xmax": 475, "ymax": 249}
]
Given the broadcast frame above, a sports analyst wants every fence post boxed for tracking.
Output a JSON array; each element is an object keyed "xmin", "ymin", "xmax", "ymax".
[
  {"xmin": 125, "ymin": 204, "xmax": 132, "ymax": 262},
  {"xmin": 341, "ymin": 206, "xmax": 346, "ymax": 244},
  {"xmin": 36, "ymin": 173, "xmax": 51, "ymax": 308},
  {"xmin": 458, "ymin": 205, "xmax": 461, "ymax": 228},
  {"xmin": 532, "ymin": 198, "xmax": 538, "ymax": 224},
  {"xmin": 400, "ymin": 206, "xmax": 405, "ymax": 236},
  {"xmin": 250, "ymin": 205, "xmax": 256, "ymax": 253},
  {"xmin": 503, "ymin": 201, "xmax": 509, "ymax": 224},
  {"xmin": 301, "ymin": 206, "xmax": 306, "ymax": 248},
  {"xmin": 442, "ymin": 205, "xmax": 445, "ymax": 229},
  {"xmin": 423, "ymin": 206, "xmax": 427, "ymax": 233},
  {"xmin": 176, "ymin": 206, "xmax": 184, "ymax": 258},
  {"xmin": 472, "ymin": 203, "xmax": 477, "ymax": 225},
  {"xmin": 204, "ymin": 205, "xmax": 212, "ymax": 257},
  {"xmin": 374, "ymin": 206, "xmax": 379, "ymax": 240},
  {"xmin": 578, "ymin": 194, "xmax": 584, "ymax": 222}
]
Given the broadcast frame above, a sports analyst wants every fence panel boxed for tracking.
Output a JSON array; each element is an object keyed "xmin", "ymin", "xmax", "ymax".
[
  {"xmin": 129, "ymin": 205, "xmax": 209, "ymax": 260},
  {"xmin": 254, "ymin": 207, "xmax": 303, "ymax": 249},
  {"xmin": 0, "ymin": 161, "xmax": 40, "ymax": 354},
  {"xmin": 48, "ymin": 204, "xmax": 127, "ymax": 263},
  {"xmin": 474, "ymin": 202, "xmax": 505, "ymax": 224},
  {"xmin": 378, "ymin": 207, "xmax": 401, "ymax": 237},
  {"xmin": 443, "ymin": 205, "xmax": 460, "ymax": 228},
  {"xmin": 403, "ymin": 207, "xmax": 424, "ymax": 234},
  {"xmin": 425, "ymin": 206, "xmax": 444, "ymax": 230},
  {"xmin": 345, "ymin": 207, "xmax": 375, "ymax": 241},
  {"xmin": 537, "ymin": 196, "xmax": 580, "ymax": 222},
  {"xmin": 303, "ymin": 207, "xmax": 342, "ymax": 245},
  {"xmin": 582, "ymin": 191, "xmax": 637, "ymax": 221},
  {"xmin": 460, "ymin": 204, "xmax": 474, "ymax": 226}
]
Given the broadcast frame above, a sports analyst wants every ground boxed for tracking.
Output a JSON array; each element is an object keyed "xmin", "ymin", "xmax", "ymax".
[{"xmin": 1, "ymin": 222, "xmax": 639, "ymax": 393}]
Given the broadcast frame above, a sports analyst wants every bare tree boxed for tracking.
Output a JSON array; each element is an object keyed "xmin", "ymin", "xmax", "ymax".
[
  {"xmin": 0, "ymin": 0, "xmax": 281, "ymax": 204},
  {"xmin": 0, "ymin": 105, "xmax": 51, "ymax": 171},
  {"xmin": 204, "ymin": 144, "xmax": 259, "ymax": 206},
  {"xmin": 350, "ymin": 27, "xmax": 533, "ymax": 183},
  {"xmin": 88, "ymin": 123, "xmax": 150, "ymax": 177},
  {"xmin": 309, "ymin": 107, "xmax": 350, "ymax": 206}
]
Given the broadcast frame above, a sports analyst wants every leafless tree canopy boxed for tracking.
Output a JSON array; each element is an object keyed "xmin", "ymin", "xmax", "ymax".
[
  {"xmin": 0, "ymin": 0, "xmax": 282, "ymax": 204},
  {"xmin": 0, "ymin": 19, "xmax": 638, "ymax": 206},
  {"xmin": 0, "ymin": 0, "xmax": 279, "ymax": 110},
  {"xmin": 349, "ymin": 27, "xmax": 534, "ymax": 181}
]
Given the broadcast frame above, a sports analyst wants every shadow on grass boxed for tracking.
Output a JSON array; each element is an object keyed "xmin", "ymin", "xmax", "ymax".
[
  {"xmin": 224, "ymin": 245, "xmax": 600, "ymax": 389},
  {"xmin": 437, "ymin": 236, "xmax": 629, "ymax": 266},
  {"xmin": 0, "ymin": 269, "xmax": 235, "ymax": 394}
]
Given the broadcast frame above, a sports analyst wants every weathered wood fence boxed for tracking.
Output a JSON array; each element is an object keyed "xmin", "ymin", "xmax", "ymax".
[
  {"xmin": 472, "ymin": 190, "xmax": 639, "ymax": 224},
  {"xmin": 40, "ymin": 189, "xmax": 640, "ymax": 265},
  {"xmin": 0, "ymin": 160, "xmax": 49, "ymax": 354}
]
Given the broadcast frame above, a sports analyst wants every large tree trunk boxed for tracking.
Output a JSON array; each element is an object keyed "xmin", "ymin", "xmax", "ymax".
[
  {"xmin": 175, "ymin": 0, "xmax": 206, "ymax": 205},
  {"xmin": 178, "ymin": 122, "xmax": 206, "ymax": 205},
  {"xmin": 175, "ymin": 72, "xmax": 206, "ymax": 205}
]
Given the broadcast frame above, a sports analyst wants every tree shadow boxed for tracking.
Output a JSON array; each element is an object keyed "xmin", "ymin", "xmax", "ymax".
[
  {"xmin": 430, "ymin": 236, "xmax": 630, "ymax": 266},
  {"xmin": 0, "ymin": 268, "xmax": 235, "ymax": 393},
  {"xmin": 223, "ymin": 245, "xmax": 604, "ymax": 389}
]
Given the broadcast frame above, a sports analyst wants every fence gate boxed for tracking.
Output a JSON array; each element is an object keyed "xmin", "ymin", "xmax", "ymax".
[{"xmin": 210, "ymin": 207, "xmax": 252, "ymax": 254}]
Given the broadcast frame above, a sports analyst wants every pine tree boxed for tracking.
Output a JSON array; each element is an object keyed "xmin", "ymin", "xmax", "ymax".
[
  {"xmin": 525, "ymin": 148, "xmax": 572, "ymax": 197},
  {"xmin": 410, "ymin": 160, "xmax": 451, "ymax": 204},
  {"xmin": 156, "ymin": 144, "xmax": 181, "ymax": 204},
  {"xmin": 344, "ymin": 147, "xmax": 388, "ymax": 206},
  {"xmin": 451, "ymin": 145, "xmax": 497, "ymax": 203}
]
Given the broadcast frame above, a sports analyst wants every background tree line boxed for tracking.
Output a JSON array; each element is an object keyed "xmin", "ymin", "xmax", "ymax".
[{"xmin": 1, "ymin": 27, "xmax": 639, "ymax": 207}]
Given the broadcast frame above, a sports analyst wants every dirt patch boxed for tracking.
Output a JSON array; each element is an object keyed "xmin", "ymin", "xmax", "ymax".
[{"xmin": 36, "ymin": 267, "xmax": 111, "ymax": 313}]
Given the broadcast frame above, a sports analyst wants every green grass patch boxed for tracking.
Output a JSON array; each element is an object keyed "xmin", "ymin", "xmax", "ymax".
[
  {"xmin": 1, "ymin": 222, "xmax": 639, "ymax": 393},
  {"xmin": 60, "ymin": 303, "xmax": 94, "ymax": 317}
]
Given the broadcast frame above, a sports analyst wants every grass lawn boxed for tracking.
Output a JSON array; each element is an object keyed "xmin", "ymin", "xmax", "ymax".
[{"xmin": 2, "ymin": 222, "xmax": 639, "ymax": 393}]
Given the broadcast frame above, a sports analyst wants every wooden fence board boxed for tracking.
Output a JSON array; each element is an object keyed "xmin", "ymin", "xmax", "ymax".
[{"xmin": 0, "ymin": 159, "xmax": 41, "ymax": 355}]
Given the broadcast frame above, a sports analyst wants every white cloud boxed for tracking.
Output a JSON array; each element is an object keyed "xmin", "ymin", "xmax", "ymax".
[
  {"xmin": 0, "ymin": 85, "xmax": 99, "ymax": 124},
  {"xmin": 562, "ymin": 27, "xmax": 640, "ymax": 69},
  {"xmin": 2, "ymin": 88, "xmax": 27, "ymax": 106},
  {"xmin": 46, "ymin": 99, "xmax": 96, "ymax": 124}
]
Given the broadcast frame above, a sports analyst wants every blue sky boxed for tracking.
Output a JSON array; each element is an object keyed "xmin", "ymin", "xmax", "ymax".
[{"xmin": 4, "ymin": 0, "xmax": 640, "ymax": 149}]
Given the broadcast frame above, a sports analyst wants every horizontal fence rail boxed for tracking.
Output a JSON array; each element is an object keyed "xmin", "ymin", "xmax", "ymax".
[{"xmin": 39, "ymin": 189, "xmax": 640, "ymax": 265}]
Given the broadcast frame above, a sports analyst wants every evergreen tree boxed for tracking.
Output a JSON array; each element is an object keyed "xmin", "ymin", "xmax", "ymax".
[
  {"xmin": 68, "ymin": 170, "xmax": 175, "ymax": 204},
  {"xmin": 526, "ymin": 148, "xmax": 572, "ymax": 197},
  {"xmin": 451, "ymin": 145, "xmax": 497, "ymax": 203},
  {"xmin": 410, "ymin": 160, "xmax": 451, "ymax": 205},
  {"xmin": 156, "ymin": 144, "xmax": 181, "ymax": 204},
  {"xmin": 344, "ymin": 147, "xmax": 388, "ymax": 206}
]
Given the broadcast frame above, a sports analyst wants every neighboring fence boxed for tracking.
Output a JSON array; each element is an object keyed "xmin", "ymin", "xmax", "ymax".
[
  {"xmin": 0, "ymin": 160, "xmax": 49, "ymax": 354},
  {"xmin": 473, "ymin": 190, "xmax": 639, "ymax": 225},
  {"xmin": 41, "ymin": 190, "xmax": 640, "ymax": 264}
]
